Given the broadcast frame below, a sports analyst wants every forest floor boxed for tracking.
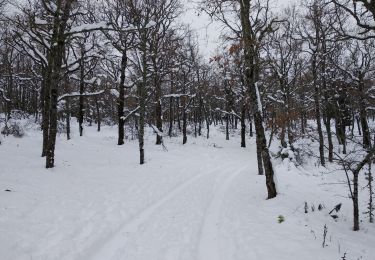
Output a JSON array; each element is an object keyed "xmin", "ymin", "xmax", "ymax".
[{"xmin": 0, "ymin": 122, "xmax": 374, "ymax": 260}]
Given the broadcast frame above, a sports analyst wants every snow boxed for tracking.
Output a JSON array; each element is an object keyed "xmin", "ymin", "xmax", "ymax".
[
  {"xmin": 164, "ymin": 94, "xmax": 196, "ymax": 98},
  {"xmin": 69, "ymin": 75, "xmax": 99, "ymax": 85},
  {"xmin": 110, "ymin": 89, "xmax": 120, "ymax": 98},
  {"xmin": 268, "ymin": 94, "xmax": 285, "ymax": 104},
  {"xmin": 34, "ymin": 18, "xmax": 48, "ymax": 25},
  {"xmin": 57, "ymin": 90, "xmax": 105, "ymax": 102},
  {"xmin": 69, "ymin": 22, "xmax": 112, "ymax": 34},
  {"xmin": 0, "ymin": 122, "xmax": 374, "ymax": 260},
  {"xmin": 164, "ymin": 94, "xmax": 187, "ymax": 98},
  {"xmin": 68, "ymin": 20, "xmax": 154, "ymax": 35},
  {"xmin": 121, "ymin": 106, "xmax": 140, "ymax": 121},
  {"xmin": 255, "ymin": 82, "xmax": 263, "ymax": 113},
  {"xmin": 150, "ymin": 124, "xmax": 164, "ymax": 137}
]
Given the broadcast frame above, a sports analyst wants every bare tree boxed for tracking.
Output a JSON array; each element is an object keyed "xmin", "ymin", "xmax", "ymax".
[
  {"xmin": 239, "ymin": 0, "xmax": 281, "ymax": 198},
  {"xmin": 100, "ymin": 0, "xmax": 136, "ymax": 145}
]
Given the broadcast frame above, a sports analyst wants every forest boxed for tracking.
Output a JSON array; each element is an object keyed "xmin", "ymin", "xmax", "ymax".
[{"xmin": 0, "ymin": 0, "xmax": 374, "ymax": 259}]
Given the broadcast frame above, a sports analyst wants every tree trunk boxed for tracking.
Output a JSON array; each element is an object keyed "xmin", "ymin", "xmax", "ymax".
[
  {"xmin": 225, "ymin": 113, "xmax": 229, "ymax": 140},
  {"xmin": 206, "ymin": 118, "xmax": 210, "ymax": 139},
  {"xmin": 198, "ymin": 98, "xmax": 203, "ymax": 136},
  {"xmin": 46, "ymin": 0, "xmax": 74, "ymax": 168},
  {"xmin": 139, "ymin": 81, "xmax": 145, "ymax": 164},
  {"xmin": 195, "ymin": 111, "xmax": 199, "ymax": 136},
  {"xmin": 117, "ymin": 51, "xmax": 127, "ymax": 145},
  {"xmin": 78, "ymin": 53, "xmax": 85, "ymax": 137},
  {"xmin": 239, "ymin": 0, "xmax": 277, "ymax": 198},
  {"xmin": 46, "ymin": 77, "xmax": 59, "ymax": 168},
  {"xmin": 169, "ymin": 97, "xmax": 173, "ymax": 137},
  {"xmin": 312, "ymin": 54, "xmax": 325, "ymax": 166},
  {"xmin": 353, "ymin": 172, "xmax": 359, "ymax": 231},
  {"xmin": 325, "ymin": 116, "xmax": 333, "ymax": 162},
  {"xmin": 351, "ymin": 152, "xmax": 373, "ymax": 231},
  {"xmin": 358, "ymin": 75, "xmax": 371, "ymax": 148},
  {"xmin": 241, "ymin": 102, "xmax": 246, "ymax": 148},
  {"xmin": 138, "ymin": 28, "xmax": 148, "ymax": 165},
  {"xmin": 41, "ymin": 74, "xmax": 50, "ymax": 157},
  {"xmin": 301, "ymin": 113, "xmax": 305, "ymax": 135},
  {"xmin": 95, "ymin": 97, "xmax": 101, "ymax": 132},
  {"xmin": 154, "ymin": 68, "xmax": 163, "ymax": 145},
  {"xmin": 368, "ymin": 162, "xmax": 373, "ymax": 223},
  {"xmin": 280, "ymin": 124, "xmax": 287, "ymax": 148},
  {"xmin": 356, "ymin": 116, "xmax": 362, "ymax": 136},
  {"xmin": 66, "ymin": 98, "xmax": 70, "ymax": 140},
  {"xmin": 177, "ymin": 97, "xmax": 181, "ymax": 131},
  {"xmin": 183, "ymin": 108, "xmax": 187, "ymax": 144},
  {"xmin": 256, "ymin": 135, "xmax": 264, "ymax": 176}
]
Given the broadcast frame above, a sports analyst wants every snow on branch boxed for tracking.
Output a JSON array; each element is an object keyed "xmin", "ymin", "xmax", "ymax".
[
  {"xmin": 149, "ymin": 124, "xmax": 165, "ymax": 137},
  {"xmin": 214, "ymin": 108, "xmax": 241, "ymax": 119},
  {"xmin": 69, "ymin": 74, "xmax": 100, "ymax": 85},
  {"xmin": 121, "ymin": 106, "xmax": 140, "ymax": 121},
  {"xmin": 58, "ymin": 90, "xmax": 105, "ymax": 102},
  {"xmin": 149, "ymin": 123, "xmax": 168, "ymax": 151},
  {"xmin": 163, "ymin": 93, "xmax": 196, "ymax": 98},
  {"xmin": 68, "ymin": 22, "xmax": 113, "ymax": 34},
  {"xmin": 255, "ymin": 82, "xmax": 263, "ymax": 114},
  {"xmin": 267, "ymin": 95, "xmax": 285, "ymax": 104},
  {"xmin": 110, "ymin": 89, "xmax": 119, "ymax": 98},
  {"xmin": 67, "ymin": 20, "xmax": 156, "ymax": 36}
]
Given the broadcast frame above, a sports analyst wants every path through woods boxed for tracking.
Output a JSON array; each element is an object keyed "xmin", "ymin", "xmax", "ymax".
[{"xmin": 0, "ymin": 126, "xmax": 374, "ymax": 260}]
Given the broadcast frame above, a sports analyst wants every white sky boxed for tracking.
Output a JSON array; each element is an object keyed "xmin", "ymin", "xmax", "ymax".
[{"xmin": 182, "ymin": 0, "xmax": 296, "ymax": 59}]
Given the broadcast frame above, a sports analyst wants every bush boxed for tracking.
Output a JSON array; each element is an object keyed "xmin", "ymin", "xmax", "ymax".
[
  {"xmin": 278, "ymin": 215, "xmax": 285, "ymax": 223},
  {"xmin": 9, "ymin": 110, "xmax": 28, "ymax": 120},
  {"xmin": 277, "ymin": 143, "xmax": 305, "ymax": 166},
  {"xmin": 1, "ymin": 121, "xmax": 25, "ymax": 137}
]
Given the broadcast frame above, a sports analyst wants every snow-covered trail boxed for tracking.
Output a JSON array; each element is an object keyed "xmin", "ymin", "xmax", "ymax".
[
  {"xmin": 1, "ymin": 126, "xmax": 375, "ymax": 260},
  {"xmin": 87, "ymin": 162, "xmax": 249, "ymax": 260},
  {"xmin": 197, "ymin": 164, "xmax": 248, "ymax": 260},
  {"xmin": 0, "ymin": 127, "xmax": 256, "ymax": 260}
]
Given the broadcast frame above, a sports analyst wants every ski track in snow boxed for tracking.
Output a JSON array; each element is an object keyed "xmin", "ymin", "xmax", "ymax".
[
  {"xmin": 197, "ymin": 165, "xmax": 248, "ymax": 260},
  {"xmin": 87, "ymin": 162, "xmax": 239, "ymax": 260}
]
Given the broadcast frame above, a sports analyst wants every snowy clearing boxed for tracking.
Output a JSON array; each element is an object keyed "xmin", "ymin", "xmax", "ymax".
[{"xmin": 0, "ymin": 125, "xmax": 374, "ymax": 260}]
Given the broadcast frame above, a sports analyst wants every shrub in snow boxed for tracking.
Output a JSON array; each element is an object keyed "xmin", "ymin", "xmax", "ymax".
[
  {"xmin": 9, "ymin": 110, "xmax": 28, "ymax": 120},
  {"xmin": 280, "ymin": 146, "xmax": 295, "ymax": 160},
  {"xmin": 277, "ymin": 215, "xmax": 285, "ymax": 223},
  {"xmin": 1, "ymin": 121, "xmax": 25, "ymax": 137},
  {"xmin": 277, "ymin": 143, "xmax": 305, "ymax": 166},
  {"xmin": 278, "ymin": 145, "xmax": 295, "ymax": 162}
]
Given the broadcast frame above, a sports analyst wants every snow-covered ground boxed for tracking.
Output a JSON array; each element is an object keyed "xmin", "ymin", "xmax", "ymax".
[{"xmin": 0, "ymin": 123, "xmax": 374, "ymax": 260}]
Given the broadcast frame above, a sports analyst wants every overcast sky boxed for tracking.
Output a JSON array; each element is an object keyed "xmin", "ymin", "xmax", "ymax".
[{"xmin": 183, "ymin": 0, "xmax": 296, "ymax": 59}]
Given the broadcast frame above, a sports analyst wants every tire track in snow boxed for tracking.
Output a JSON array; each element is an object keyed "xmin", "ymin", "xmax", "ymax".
[
  {"xmin": 197, "ymin": 165, "xmax": 248, "ymax": 260},
  {"xmin": 86, "ymin": 162, "xmax": 234, "ymax": 260}
]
